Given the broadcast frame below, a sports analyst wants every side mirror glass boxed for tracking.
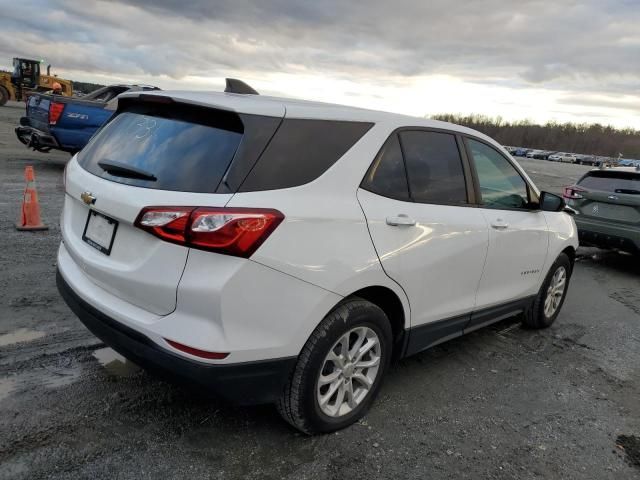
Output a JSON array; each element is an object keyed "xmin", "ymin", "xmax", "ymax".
[{"xmin": 539, "ymin": 191, "xmax": 566, "ymax": 212}]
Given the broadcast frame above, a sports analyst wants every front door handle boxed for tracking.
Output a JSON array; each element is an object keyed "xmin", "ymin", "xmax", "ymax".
[
  {"xmin": 386, "ymin": 214, "xmax": 416, "ymax": 227},
  {"xmin": 491, "ymin": 218, "xmax": 509, "ymax": 230}
]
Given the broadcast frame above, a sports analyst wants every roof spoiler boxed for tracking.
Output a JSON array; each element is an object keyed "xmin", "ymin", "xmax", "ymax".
[{"xmin": 224, "ymin": 78, "xmax": 259, "ymax": 95}]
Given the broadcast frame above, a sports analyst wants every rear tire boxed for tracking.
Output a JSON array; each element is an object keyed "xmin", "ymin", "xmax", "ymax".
[
  {"xmin": 522, "ymin": 253, "xmax": 572, "ymax": 329},
  {"xmin": 277, "ymin": 299, "xmax": 393, "ymax": 434},
  {"xmin": 0, "ymin": 86, "xmax": 9, "ymax": 106}
]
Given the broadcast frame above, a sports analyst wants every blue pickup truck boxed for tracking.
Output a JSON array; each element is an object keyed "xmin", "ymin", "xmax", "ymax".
[{"xmin": 16, "ymin": 84, "xmax": 160, "ymax": 154}]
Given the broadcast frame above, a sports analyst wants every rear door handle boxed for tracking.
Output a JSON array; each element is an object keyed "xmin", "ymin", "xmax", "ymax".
[
  {"xmin": 491, "ymin": 219, "xmax": 509, "ymax": 230},
  {"xmin": 386, "ymin": 214, "xmax": 416, "ymax": 227}
]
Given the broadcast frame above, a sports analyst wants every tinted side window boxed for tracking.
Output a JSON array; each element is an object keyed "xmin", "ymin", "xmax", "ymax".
[
  {"xmin": 361, "ymin": 134, "xmax": 410, "ymax": 201},
  {"xmin": 468, "ymin": 139, "xmax": 529, "ymax": 209},
  {"xmin": 399, "ymin": 131, "xmax": 467, "ymax": 204},
  {"xmin": 239, "ymin": 119, "xmax": 373, "ymax": 192}
]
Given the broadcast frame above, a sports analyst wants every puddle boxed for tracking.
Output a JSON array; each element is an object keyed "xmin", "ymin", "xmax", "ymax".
[
  {"xmin": 0, "ymin": 328, "xmax": 46, "ymax": 347},
  {"xmin": 93, "ymin": 347, "xmax": 141, "ymax": 377},
  {"xmin": 0, "ymin": 377, "xmax": 16, "ymax": 401},
  {"xmin": 0, "ymin": 364, "xmax": 80, "ymax": 400}
]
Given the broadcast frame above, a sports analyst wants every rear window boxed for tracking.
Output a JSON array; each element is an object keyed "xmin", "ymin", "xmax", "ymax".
[
  {"xmin": 78, "ymin": 102, "xmax": 243, "ymax": 193},
  {"xmin": 578, "ymin": 171, "xmax": 640, "ymax": 194}
]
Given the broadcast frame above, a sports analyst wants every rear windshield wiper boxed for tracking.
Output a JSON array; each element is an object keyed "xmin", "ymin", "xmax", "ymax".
[{"xmin": 98, "ymin": 159, "xmax": 157, "ymax": 181}]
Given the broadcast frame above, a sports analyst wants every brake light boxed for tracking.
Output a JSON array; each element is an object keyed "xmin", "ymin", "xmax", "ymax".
[
  {"xmin": 563, "ymin": 186, "xmax": 585, "ymax": 199},
  {"xmin": 49, "ymin": 102, "xmax": 64, "ymax": 125},
  {"xmin": 134, "ymin": 207, "xmax": 284, "ymax": 258}
]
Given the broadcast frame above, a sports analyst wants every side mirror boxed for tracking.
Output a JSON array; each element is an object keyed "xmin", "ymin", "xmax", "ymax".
[{"xmin": 539, "ymin": 191, "xmax": 566, "ymax": 212}]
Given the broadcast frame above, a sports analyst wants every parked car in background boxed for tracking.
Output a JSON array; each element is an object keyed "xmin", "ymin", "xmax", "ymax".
[
  {"xmin": 526, "ymin": 149, "xmax": 540, "ymax": 158},
  {"xmin": 534, "ymin": 150, "xmax": 557, "ymax": 160},
  {"xmin": 548, "ymin": 152, "xmax": 564, "ymax": 161},
  {"xmin": 15, "ymin": 84, "xmax": 160, "ymax": 154},
  {"xmin": 564, "ymin": 166, "xmax": 640, "ymax": 254},
  {"xmin": 56, "ymin": 84, "xmax": 578, "ymax": 433},
  {"xmin": 559, "ymin": 153, "xmax": 578, "ymax": 163},
  {"xmin": 619, "ymin": 159, "xmax": 640, "ymax": 168},
  {"xmin": 504, "ymin": 146, "xmax": 518, "ymax": 155},
  {"xmin": 576, "ymin": 155, "xmax": 597, "ymax": 166},
  {"xmin": 514, "ymin": 147, "xmax": 531, "ymax": 157}
]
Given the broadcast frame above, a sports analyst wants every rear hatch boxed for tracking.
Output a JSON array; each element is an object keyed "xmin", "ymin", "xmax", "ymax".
[
  {"xmin": 568, "ymin": 170, "xmax": 640, "ymax": 225},
  {"xmin": 62, "ymin": 97, "xmax": 266, "ymax": 315},
  {"xmin": 26, "ymin": 94, "xmax": 53, "ymax": 132}
]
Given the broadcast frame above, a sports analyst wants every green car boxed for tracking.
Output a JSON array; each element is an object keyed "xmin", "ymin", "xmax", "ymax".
[{"xmin": 564, "ymin": 167, "xmax": 640, "ymax": 254}]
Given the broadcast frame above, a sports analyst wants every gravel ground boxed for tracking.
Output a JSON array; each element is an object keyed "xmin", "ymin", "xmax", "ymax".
[{"xmin": 1, "ymin": 101, "xmax": 639, "ymax": 479}]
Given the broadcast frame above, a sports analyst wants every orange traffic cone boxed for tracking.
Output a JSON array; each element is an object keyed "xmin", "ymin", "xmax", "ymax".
[{"xmin": 16, "ymin": 166, "xmax": 48, "ymax": 231}]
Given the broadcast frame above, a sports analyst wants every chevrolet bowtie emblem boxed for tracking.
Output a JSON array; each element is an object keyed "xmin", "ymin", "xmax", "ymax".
[{"xmin": 81, "ymin": 191, "xmax": 96, "ymax": 205}]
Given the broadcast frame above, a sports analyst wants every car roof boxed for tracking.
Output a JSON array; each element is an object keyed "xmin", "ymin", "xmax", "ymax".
[
  {"xmin": 117, "ymin": 89, "xmax": 494, "ymax": 139},
  {"xmin": 589, "ymin": 166, "xmax": 640, "ymax": 174}
]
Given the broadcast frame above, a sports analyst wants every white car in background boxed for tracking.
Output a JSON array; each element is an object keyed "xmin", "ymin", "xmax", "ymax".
[
  {"xmin": 56, "ymin": 80, "xmax": 579, "ymax": 434},
  {"xmin": 549, "ymin": 152, "xmax": 565, "ymax": 161},
  {"xmin": 559, "ymin": 153, "xmax": 579, "ymax": 163}
]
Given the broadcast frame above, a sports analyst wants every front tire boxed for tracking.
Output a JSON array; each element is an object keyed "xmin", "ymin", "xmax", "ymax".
[
  {"xmin": 522, "ymin": 253, "xmax": 572, "ymax": 329},
  {"xmin": 277, "ymin": 299, "xmax": 392, "ymax": 434}
]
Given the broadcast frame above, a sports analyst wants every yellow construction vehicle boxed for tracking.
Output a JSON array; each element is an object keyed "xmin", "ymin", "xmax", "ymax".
[{"xmin": 0, "ymin": 58, "xmax": 73, "ymax": 105}]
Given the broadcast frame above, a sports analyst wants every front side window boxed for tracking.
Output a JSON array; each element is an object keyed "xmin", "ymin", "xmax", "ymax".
[
  {"xmin": 361, "ymin": 134, "xmax": 410, "ymax": 201},
  {"xmin": 399, "ymin": 130, "xmax": 468, "ymax": 204},
  {"xmin": 468, "ymin": 139, "xmax": 530, "ymax": 209}
]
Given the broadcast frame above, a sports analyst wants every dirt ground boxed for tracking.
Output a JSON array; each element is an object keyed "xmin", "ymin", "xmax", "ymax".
[{"xmin": 1, "ymin": 101, "xmax": 639, "ymax": 479}]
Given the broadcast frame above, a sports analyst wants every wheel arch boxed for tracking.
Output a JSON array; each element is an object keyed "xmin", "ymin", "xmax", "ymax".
[
  {"xmin": 561, "ymin": 245, "xmax": 576, "ymax": 274},
  {"xmin": 342, "ymin": 285, "xmax": 409, "ymax": 359}
]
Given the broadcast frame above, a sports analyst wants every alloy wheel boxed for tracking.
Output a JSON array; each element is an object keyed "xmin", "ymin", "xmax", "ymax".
[
  {"xmin": 544, "ymin": 266, "xmax": 567, "ymax": 317},
  {"xmin": 316, "ymin": 326, "xmax": 381, "ymax": 418}
]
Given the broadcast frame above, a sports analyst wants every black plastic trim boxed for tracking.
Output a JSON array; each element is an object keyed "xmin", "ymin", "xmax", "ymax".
[
  {"xmin": 56, "ymin": 270, "xmax": 297, "ymax": 405},
  {"xmin": 464, "ymin": 296, "xmax": 535, "ymax": 333},
  {"xmin": 403, "ymin": 295, "xmax": 536, "ymax": 357},
  {"xmin": 405, "ymin": 313, "xmax": 469, "ymax": 356}
]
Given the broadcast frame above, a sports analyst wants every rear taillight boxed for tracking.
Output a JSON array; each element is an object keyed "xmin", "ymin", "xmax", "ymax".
[
  {"xmin": 49, "ymin": 102, "xmax": 65, "ymax": 125},
  {"xmin": 134, "ymin": 207, "xmax": 284, "ymax": 258},
  {"xmin": 563, "ymin": 186, "xmax": 585, "ymax": 200}
]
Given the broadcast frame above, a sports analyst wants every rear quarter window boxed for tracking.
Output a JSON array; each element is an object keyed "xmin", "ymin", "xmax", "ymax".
[
  {"xmin": 239, "ymin": 119, "xmax": 373, "ymax": 192},
  {"xmin": 78, "ymin": 102, "xmax": 243, "ymax": 193}
]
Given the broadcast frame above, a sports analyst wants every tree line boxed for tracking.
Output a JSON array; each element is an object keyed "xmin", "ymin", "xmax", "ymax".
[{"xmin": 431, "ymin": 114, "xmax": 640, "ymax": 159}]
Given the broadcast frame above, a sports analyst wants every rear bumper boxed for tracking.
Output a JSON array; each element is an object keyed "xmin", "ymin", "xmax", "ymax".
[
  {"xmin": 56, "ymin": 269, "xmax": 296, "ymax": 405},
  {"xmin": 575, "ymin": 217, "xmax": 640, "ymax": 253},
  {"xmin": 15, "ymin": 125, "xmax": 61, "ymax": 150}
]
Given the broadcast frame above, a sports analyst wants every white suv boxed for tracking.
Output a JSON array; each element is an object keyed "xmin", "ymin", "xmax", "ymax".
[{"xmin": 57, "ymin": 83, "xmax": 578, "ymax": 434}]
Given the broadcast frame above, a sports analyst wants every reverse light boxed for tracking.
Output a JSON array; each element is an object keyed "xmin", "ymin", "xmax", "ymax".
[
  {"xmin": 164, "ymin": 339, "xmax": 228, "ymax": 360},
  {"xmin": 562, "ymin": 186, "xmax": 585, "ymax": 200},
  {"xmin": 134, "ymin": 206, "xmax": 284, "ymax": 258},
  {"xmin": 49, "ymin": 101, "xmax": 65, "ymax": 125}
]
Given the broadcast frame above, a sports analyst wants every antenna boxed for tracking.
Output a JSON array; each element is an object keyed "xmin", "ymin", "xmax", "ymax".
[{"xmin": 224, "ymin": 78, "xmax": 259, "ymax": 95}]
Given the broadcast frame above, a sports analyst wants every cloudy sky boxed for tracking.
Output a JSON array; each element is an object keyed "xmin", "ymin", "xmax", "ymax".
[{"xmin": 1, "ymin": 0, "xmax": 639, "ymax": 128}]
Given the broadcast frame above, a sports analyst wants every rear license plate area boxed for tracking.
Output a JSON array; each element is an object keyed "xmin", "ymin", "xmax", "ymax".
[{"xmin": 82, "ymin": 210, "xmax": 118, "ymax": 255}]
